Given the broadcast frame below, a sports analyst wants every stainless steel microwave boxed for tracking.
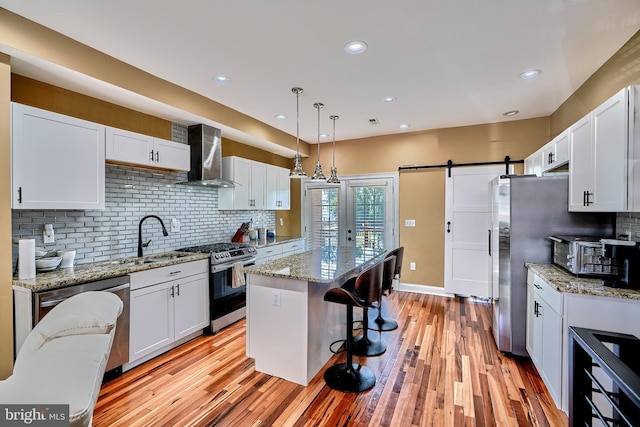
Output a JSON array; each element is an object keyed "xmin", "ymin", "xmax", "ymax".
[{"xmin": 549, "ymin": 235, "xmax": 618, "ymax": 276}]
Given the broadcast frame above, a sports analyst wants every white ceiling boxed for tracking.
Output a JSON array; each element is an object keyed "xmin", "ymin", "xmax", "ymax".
[{"xmin": 1, "ymin": 0, "xmax": 640, "ymax": 154}]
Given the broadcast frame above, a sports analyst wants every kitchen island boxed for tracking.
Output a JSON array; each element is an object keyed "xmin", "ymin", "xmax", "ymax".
[{"xmin": 243, "ymin": 246, "xmax": 386, "ymax": 386}]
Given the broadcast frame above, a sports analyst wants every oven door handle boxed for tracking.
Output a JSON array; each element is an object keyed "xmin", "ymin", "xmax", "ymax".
[{"xmin": 211, "ymin": 257, "xmax": 257, "ymax": 273}]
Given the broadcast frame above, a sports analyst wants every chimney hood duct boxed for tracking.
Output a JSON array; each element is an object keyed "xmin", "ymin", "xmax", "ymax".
[{"xmin": 180, "ymin": 124, "xmax": 235, "ymax": 187}]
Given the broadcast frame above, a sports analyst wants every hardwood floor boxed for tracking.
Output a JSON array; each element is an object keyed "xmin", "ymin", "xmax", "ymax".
[{"xmin": 94, "ymin": 291, "xmax": 568, "ymax": 426}]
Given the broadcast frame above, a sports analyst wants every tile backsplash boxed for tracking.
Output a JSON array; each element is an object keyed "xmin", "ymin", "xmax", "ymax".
[
  {"xmin": 616, "ymin": 212, "xmax": 640, "ymax": 241},
  {"xmin": 11, "ymin": 164, "xmax": 275, "ymax": 266}
]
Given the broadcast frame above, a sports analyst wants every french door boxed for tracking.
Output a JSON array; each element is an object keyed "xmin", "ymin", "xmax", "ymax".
[{"xmin": 303, "ymin": 173, "xmax": 398, "ymax": 254}]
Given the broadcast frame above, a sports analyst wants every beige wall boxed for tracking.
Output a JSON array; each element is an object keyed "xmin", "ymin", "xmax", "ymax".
[
  {"xmin": 0, "ymin": 53, "xmax": 13, "ymax": 378},
  {"xmin": 301, "ymin": 118, "xmax": 546, "ymax": 287},
  {"xmin": 551, "ymin": 31, "xmax": 640, "ymax": 136}
]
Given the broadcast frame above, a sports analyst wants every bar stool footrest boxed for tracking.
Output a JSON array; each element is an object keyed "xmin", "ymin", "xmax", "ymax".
[{"xmin": 352, "ymin": 335, "xmax": 386, "ymax": 356}]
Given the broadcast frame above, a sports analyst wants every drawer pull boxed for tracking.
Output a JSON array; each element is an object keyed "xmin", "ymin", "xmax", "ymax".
[
  {"xmin": 534, "ymin": 284, "xmax": 542, "ymax": 290},
  {"xmin": 169, "ymin": 270, "xmax": 182, "ymax": 275}
]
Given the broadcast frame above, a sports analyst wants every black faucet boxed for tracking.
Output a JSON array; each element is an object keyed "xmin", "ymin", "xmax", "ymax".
[{"xmin": 138, "ymin": 215, "xmax": 169, "ymax": 257}]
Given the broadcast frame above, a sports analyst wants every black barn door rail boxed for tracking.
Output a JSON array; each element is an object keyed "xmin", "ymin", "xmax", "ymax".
[{"xmin": 398, "ymin": 156, "xmax": 524, "ymax": 177}]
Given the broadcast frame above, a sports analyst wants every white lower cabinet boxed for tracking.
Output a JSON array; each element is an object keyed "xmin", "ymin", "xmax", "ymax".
[
  {"xmin": 526, "ymin": 271, "xmax": 563, "ymax": 408},
  {"xmin": 255, "ymin": 238, "xmax": 306, "ymax": 265},
  {"xmin": 128, "ymin": 260, "xmax": 208, "ymax": 366},
  {"xmin": 526, "ymin": 267, "xmax": 640, "ymax": 413}
]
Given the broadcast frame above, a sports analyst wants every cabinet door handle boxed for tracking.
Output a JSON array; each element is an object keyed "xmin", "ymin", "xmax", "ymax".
[
  {"xmin": 155, "ymin": 151, "xmax": 159, "ymax": 163},
  {"xmin": 585, "ymin": 191, "xmax": 593, "ymax": 206},
  {"xmin": 150, "ymin": 150, "xmax": 154, "ymax": 161},
  {"xmin": 447, "ymin": 221, "xmax": 451, "ymax": 233},
  {"xmin": 18, "ymin": 186, "xmax": 22, "ymax": 204},
  {"xmin": 170, "ymin": 285, "xmax": 175, "ymax": 298},
  {"xmin": 176, "ymin": 284, "xmax": 180, "ymax": 296},
  {"xmin": 534, "ymin": 301, "xmax": 541, "ymax": 317}
]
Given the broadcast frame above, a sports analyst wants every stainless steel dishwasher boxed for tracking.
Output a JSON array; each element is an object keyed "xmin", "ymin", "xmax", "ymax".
[{"xmin": 33, "ymin": 275, "xmax": 130, "ymax": 373}]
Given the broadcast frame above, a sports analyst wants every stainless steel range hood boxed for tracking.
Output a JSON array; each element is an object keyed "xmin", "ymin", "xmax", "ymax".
[{"xmin": 179, "ymin": 124, "xmax": 235, "ymax": 187}]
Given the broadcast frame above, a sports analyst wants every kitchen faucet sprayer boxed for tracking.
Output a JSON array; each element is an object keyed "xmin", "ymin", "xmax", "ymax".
[{"xmin": 138, "ymin": 215, "xmax": 169, "ymax": 257}]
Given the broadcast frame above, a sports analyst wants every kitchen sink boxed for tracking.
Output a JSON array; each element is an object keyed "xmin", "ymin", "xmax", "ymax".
[{"xmin": 109, "ymin": 253, "xmax": 191, "ymax": 266}]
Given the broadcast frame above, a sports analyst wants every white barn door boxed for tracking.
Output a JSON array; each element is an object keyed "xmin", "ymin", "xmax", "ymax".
[{"xmin": 444, "ymin": 165, "xmax": 505, "ymax": 297}]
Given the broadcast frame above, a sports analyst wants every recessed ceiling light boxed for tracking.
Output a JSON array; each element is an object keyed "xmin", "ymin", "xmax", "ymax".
[
  {"xmin": 503, "ymin": 110, "xmax": 519, "ymax": 116},
  {"xmin": 275, "ymin": 114, "xmax": 287, "ymax": 120},
  {"xmin": 320, "ymin": 133, "xmax": 329, "ymax": 139},
  {"xmin": 214, "ymin": 75, "xmax": 230, "ymax": 84},
  {"xmin": 344, "ymin": 40, "xmax": 368, "ymax": 54},
  {"xmin": 383, "ymin": 97, "xmax": 397, "ymax": 103},
  {"xmin": 519, "ymin": 70, "xmax": 541, "ymax": 80},
  {"xmin": 400, "ymin": 124, "xmax": 411, "ymax": 130}
]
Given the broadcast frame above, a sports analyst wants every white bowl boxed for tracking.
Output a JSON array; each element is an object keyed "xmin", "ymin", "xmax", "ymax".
[
  {"xmin": 36, "ymin": 256, "xmax": 62, "ymax": 271},
  {"xmin": 34, "ymin": 247, "xmax": 49, "ymax": 258}
]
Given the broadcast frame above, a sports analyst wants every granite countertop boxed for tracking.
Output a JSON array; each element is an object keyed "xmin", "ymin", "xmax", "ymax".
[
  {"xmin": 244, "ymin": 246, "xmax": 387, "ymax": 283},
  {"xmin": 12, "ymin": 252, "xmax": 211, "ymax": 292},
  {"xmin": 247, "ymin": 235, "xmax": 304, "ymax": 249},
  {"xmin": 526, "ymin": 263, "xmax": 640, "ymax": 300}
]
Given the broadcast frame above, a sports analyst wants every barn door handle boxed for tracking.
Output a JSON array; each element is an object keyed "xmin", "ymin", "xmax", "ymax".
[{"xmin": 446, "ymin": 221, "xmax": 451, "ymax": 233}]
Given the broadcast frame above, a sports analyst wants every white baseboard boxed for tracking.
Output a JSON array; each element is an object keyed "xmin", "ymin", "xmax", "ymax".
[{"xmin": 396, "ymin": 282, "xmax": 453, "ymax": 297}]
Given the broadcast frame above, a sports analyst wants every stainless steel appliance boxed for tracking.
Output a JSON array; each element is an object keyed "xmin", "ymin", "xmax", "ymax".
[
  {"xmin": 601, "ymin": 239, "xmax": 640, "ymax": 289},
  {"xmin": 33, "ymin": 275, "xmax": 130, "ymax": 373},
  {"xmin": 489, "ymin": 175, "xmax": 614, "ymax": 356},
  {"xmin": 177, "ymin": 242, "xmax": 257, "ymax": 332},
  {"xmin": 550, "ymin": 235, "xmax": 617, "ymax": 276},
  {"xmin": 178, "ymin": 124, "xmax": 236, "ymax": 187}
]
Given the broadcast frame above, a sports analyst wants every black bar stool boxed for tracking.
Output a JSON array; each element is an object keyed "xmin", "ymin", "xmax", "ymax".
[
  {"xmin": 323, "ymin": 260, "xmax": 384, "ymax": 393},
  {"xmin": 369, "ymin": 246, "xmax": 404, "ymax": 331},
  {"xmin": 352, "ymin": 256, "xmax": 395, "ymax": 356}
]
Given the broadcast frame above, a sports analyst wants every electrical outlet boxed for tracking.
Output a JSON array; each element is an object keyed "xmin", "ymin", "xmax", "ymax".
[
  {"xmin": 410, "ymin": 262, "xmax": 416, "ymax": 271},
  {"xmin": 405, "ymin": 219, "xmax": 416, "ymax": 227},
  {"xmin": 272, "ymin": 290, "xmax": 281, "ymax": 307},
  {"xmin": 170, "ymin": 218, "xmax": 180, "ymax": 233},
  {"xmin": 43, "ymin": 224, "xmax": 55, "ymax": 244}
]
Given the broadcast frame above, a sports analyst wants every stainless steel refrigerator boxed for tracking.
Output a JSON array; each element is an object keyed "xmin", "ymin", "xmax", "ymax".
[{"xmin": 490, "ymin": 174, "xmax": 614, "ymax": 356}]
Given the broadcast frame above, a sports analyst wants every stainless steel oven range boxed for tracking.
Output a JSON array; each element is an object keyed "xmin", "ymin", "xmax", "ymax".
[{"xmin": 177, "ymin": 242, "xmax": 256, "ymax": 332}]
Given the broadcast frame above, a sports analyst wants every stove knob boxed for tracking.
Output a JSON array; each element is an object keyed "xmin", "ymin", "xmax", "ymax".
[{"xmin": 213, "ymin": 253, "xmax": 219, "ymax": 259}]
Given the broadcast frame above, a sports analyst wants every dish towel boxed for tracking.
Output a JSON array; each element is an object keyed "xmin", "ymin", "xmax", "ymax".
[{"xmin": 232, "ymin": 262, "xmax": 245, "ymax": 288}]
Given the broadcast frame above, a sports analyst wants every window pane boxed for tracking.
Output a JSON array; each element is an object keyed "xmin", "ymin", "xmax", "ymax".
[
  {"xmin": 354, "ymin": 186, "xmax": 386, "ymax": 256},
  {"xmin": 309, "ymin": 188, "xmax": 339, "ymax": 249}
]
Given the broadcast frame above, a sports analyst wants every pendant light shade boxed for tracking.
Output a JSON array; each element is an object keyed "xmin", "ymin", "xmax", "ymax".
[
  {"xmin": 311, "ymin": 102, "xmax": 326, "ymax": 180},
  {"xmin": 290, "ymin": 87, "xmax": 307, "ymax": 178},
  {"xmin": 327, "ymin": 115, "xmax": 340, "ymax": 184}
]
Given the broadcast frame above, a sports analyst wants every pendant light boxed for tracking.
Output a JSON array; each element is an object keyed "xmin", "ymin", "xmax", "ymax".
[
  {"xmin": 327, "ymin": 115, "xmax": 340, "ymax": 184},
  {"xmin": 311, "ymin": 102, "xmax": 326, "ymax": 180},
  {"xmin": 290, "ymin": 87, "xmax": 307, "ymax": 178}
]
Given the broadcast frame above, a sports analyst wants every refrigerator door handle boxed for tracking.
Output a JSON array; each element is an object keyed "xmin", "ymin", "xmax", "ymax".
[{"xmin": 488, "ymin": 229, "xmax": 492, "ymax": 256}]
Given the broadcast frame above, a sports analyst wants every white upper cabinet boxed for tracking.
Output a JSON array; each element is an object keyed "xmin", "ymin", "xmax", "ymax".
[
  {"xmin": 11, "ymin": 103, "xmax": 105, "ymax": 210},
  {"xmin": 541, "ymin": 130, "xmax": 569, "ymax": 173},
  {"xmin": 153, "ymin": 138, "xmax": 190, "ymax": 171},
  {"xmin": 106, "ymin": 126, "xmax": 190, "ymax": 171},
  {"xmin": 569, "ymin": 86, "xmax": 639, "ymax": 212},
  {"xmin": 266, "ymin": 165, "xmax": 291, "ymax": 210},
  {"xmin": 524, "ymin": 149, "xmax": 543, "ymax": 176},
  {"xmin": 219, "ymin": 156, "xmax": 267, "ymax": 210}
]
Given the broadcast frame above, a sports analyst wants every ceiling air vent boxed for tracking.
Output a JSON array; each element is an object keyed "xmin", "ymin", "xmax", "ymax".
[{"xmin": 369, "ymin": 118, "xmax": 379, "ymax": 125}]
